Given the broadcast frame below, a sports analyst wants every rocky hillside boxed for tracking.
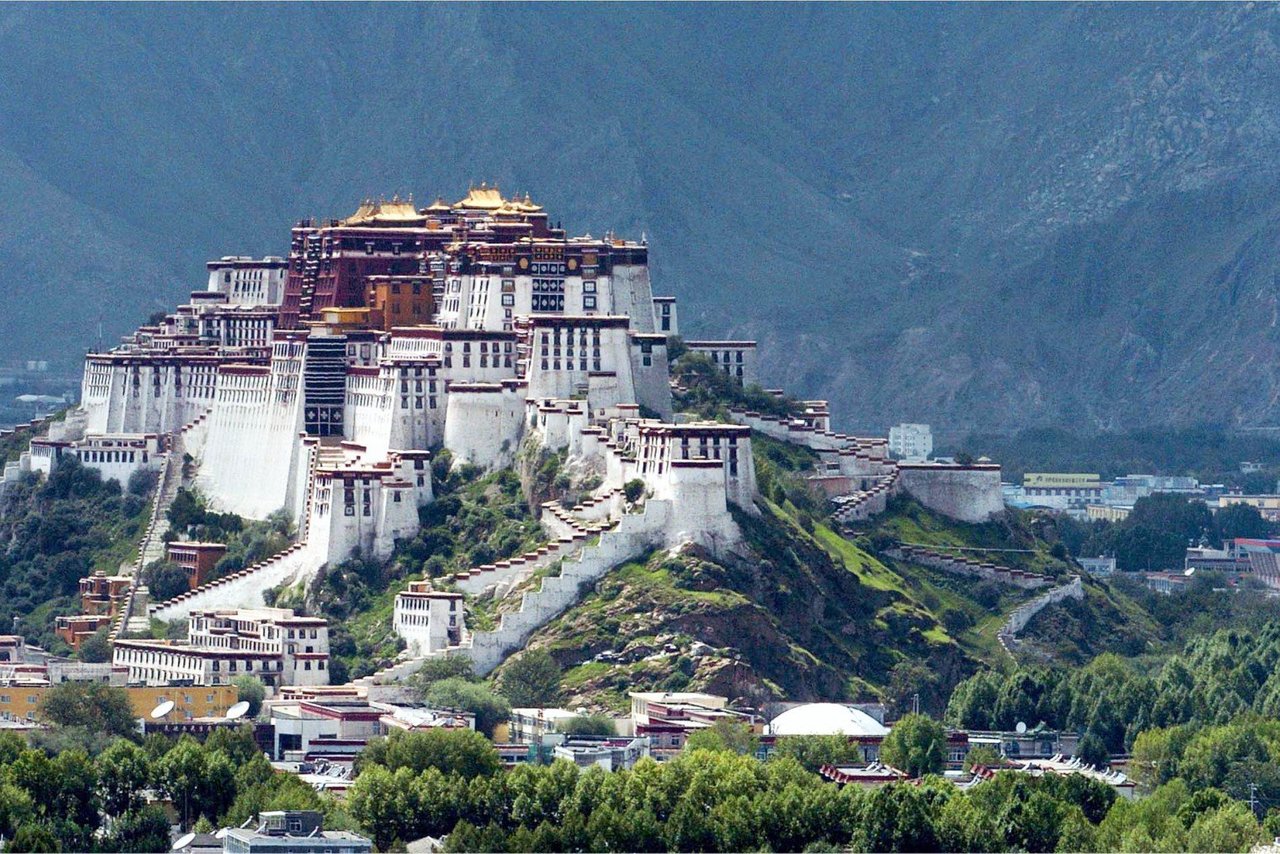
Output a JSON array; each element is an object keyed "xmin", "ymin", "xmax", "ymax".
[
  {"xmin": 505, "ymin": 496, "xmax": 1080, "ymax": 715},
  {"xmin": 6, "ymin": 6, "xmax": 1280, "ymax": 433}
]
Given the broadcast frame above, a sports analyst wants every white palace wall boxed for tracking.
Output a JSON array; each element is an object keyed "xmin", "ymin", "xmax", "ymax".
[
  {"xmin": 443, "ymin": 382, "xmax": 527, "ymax": 470},
  {"xmin": 196, "ymin": 354, "xmax": 306, "ymax": 521}
]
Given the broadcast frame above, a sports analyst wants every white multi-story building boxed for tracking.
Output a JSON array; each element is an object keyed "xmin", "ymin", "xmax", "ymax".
[
  {"xmin": 888, "ymin": 423, "xmax": 933, "ymax": 461},
  {"xmin": 113, "ymin": 608, "xmax": 330, "ymax": 687},
  {"xmin": 207, "ymin": 256, "xmax": 288, "ymax": 306}
]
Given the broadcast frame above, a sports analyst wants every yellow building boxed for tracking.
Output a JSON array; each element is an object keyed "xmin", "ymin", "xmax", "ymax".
[
  {"xmin": 1220, "ymin": 495, "xmax": 1280, "ymax": 522},
  {"xmin": 0, "ymin": 682, "xmax": 237, "ymax": 725},
  {"xmin": 1087, "ymin": 504, "xmax": 1132, "ymax": 523}
]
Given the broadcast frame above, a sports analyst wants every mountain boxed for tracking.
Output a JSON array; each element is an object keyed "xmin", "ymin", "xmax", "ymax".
[{"xmin": 4, "ymin": 4, "xmax": 1280, "ymax": 433}]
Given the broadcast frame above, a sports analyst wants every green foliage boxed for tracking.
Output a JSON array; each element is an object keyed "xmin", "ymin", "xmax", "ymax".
[
  {"xmin": 233, "ymin": 675, "xmax": 265, "ymax": 717},
  {"xmin": 497, "ymin": 649, "xmax": 562, "ymax": 708},
  {"xmin": 952, "ymin": 623, "xmax": 1280, "ymax": 755},
  {"xmin": 0, "ymin": 456, "xmax": 148, "ymax": 649},
  {"xmin": 36, "ymin": 681, "xmax": 137, "ymax": 740},
  {"xmin": 422, "ymin": 678, "xmax": 512, "ymax": 738},
  {"xmin": 557, "ymin": 715, "xmax": 617, "ymax": 737},
  {"xmin": 772, "ymin": 734, "xmax": 866, "ymax": 773},
  {"xmin": 101, "ymin": 803, "xmax": 172, "ymax": 853},
  {"xmin": 880, "ymin": 713, "xmax": 946, "ymax": 778},
  {"xmin": 316, "ymin": 466, "xmax": 542, "ymax": 679},
  {"xmin": 143, "ymin": 558, "xmax": 189, "ymax": 601},
  {"xmin": 97, "ymin": 740, "xmax": 152, "ymax": 818},
  {"xmin": 357, "ymin": 729, "xmax": 502, "ymax": 779},
  {"xmin": 684, "ymin": 718, "xmax": 760, "ymax": 756},
  {"xmin": 76, "ymin": 627, "xmax": 112, "ymax": 663},
  {"xmin": 672, "ymin": 351, "xmax": 799, "ymax": 420},
  {"xmin": 623, "ymin": 477, "xmax": 646, "ymax": 503}
]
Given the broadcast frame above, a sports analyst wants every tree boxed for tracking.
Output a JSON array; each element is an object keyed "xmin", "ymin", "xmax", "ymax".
[
  {"xmin": 1216, "ymin": 503, "xmax": 1273, "ymax": 542},
  {"xmin": 97, "ymin": 740, "xmax": 152, "ymax": 817},
  {"xmin": 963, "ymin": 744, "xmax": 1002, "ymax": 771},
  {"xmin": 144, "ymin": 559, "xmax": 189, "ymax": 602},
  {"xmin": 498, "ymin": 649, "xmax": 562, "ymax": 708},
  {"xmin": 6, "ymin": 822, "xmax": 59, "ymax": 853},
  {"xmin": 684, "ymin": 718, "xmax": 759, "ymax": 756},
  {"xmin": 424, "ymin": 677, "xmax": 511, "ymax": 738},
  {"xmin": 77, "ymin": 627, "xmax": 112, "ymax": 663},
  {"xmin": 358, "ymin": 729, "xmax": 501, "ymax": 778},
  {"xmin": 233, "ymin": 675, "xmax": 266, "ymax": 717},
  {"xmin": 772, "ymin": 735, "xmax": 863, "ymax": 773},
  {"xmin": 623, "ymin": 478, "xmax": 646, "ymax": 503},
  {"xmin": 880, "ymin": 713, "xmax": 946, "ymax": 778},
  {"xmin": 1076, "ymin": 732, "xmax": 1111, "ymax": 770},
  {"xmin": 558, "ymin": 714, "xmax": 617, "ymax": 737},
  {"xmin": 104, "ymin": 805, "xmax": 172, "ymax": 853},
  {"xmin": 37, "ymin": 681, "xmax": 138, "ymax": 739}
]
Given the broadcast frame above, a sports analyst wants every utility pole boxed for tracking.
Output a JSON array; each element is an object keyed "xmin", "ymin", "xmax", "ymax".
[
  {"xmin": 912, "ymin": 693, "xmax": 920, "ymax": 715},
  {"xmin": 1249, "ymin": 782, "xmax": 1259, "ymax": 819}
]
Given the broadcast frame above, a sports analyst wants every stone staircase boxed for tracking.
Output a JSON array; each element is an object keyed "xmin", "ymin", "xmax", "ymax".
[
  {"xmin": 830, "ymin": 468, "xmax": 899, "ymax": 525},
  {"xmin": 113, "ymin": 443, "xmax": 183, "ymax": 638}
]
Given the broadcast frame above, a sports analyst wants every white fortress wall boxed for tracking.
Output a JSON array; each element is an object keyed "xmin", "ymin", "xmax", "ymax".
[
  {"xmin": 442, "ymin": 382, "xmax": 527, "ymax": 470},
  {"xmin": 79, "ymin": 356, "xmax": 223, "ymax": 435},
  {"xmin": 344, "ymin": 367, "xmax": 395, "ymax": 460},
  {"xmin": 607, "ymin": 264, "xmax": 657, "ymax": 333},
  {"xmin": 896, "ymin": 463, "xmax": 1005, "ymax": 523},
  {"xmin": 665, "ymin": 460, "xmax": 743, "ymax": 547},
  {"xmin": 196, "ymin": 354, "xmax": 305, "ymax": 520},
  {"xmin": 629, "ymin": 333, "xmax": 673, "ymax": 419}
]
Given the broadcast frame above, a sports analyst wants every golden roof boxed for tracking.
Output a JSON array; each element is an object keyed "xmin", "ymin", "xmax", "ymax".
[
  {"xmin": 342, "ymin": 195, "xmax": 424, "ymax": 226},
  {"xmin": 424, "ymin": 196, "xmax": 451, "ymax": 212},
  {"xmin": 514, "ymin": 192, "xmax": 543, "ymax": 213},
  {"xmin": 454, "ymin": 183, "xmax": 505, "ymax": 211}
]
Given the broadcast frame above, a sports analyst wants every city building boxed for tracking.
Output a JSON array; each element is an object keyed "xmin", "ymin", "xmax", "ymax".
[
  {"xmin": 77, "ymin": 571, "xmax": 133, "ymax": 617},
  {"xmin": 630, "ymin": 692, "xmax": 761, "ymax": 760},
  {"xmin": 1077, "ymin": 556, "xmax": 1117, "ymax": 576},
  {"xmin": 167, "ymin": 541, "xmax": 230, "ymax": 588},
  {"xmin": 1219, "ymin": 493, "xmax": 1280, "ymax": 522},
  {"xmin": 54, "ymin": 614, "xmax": 113, "ymax": 651},
  {"xmin": 113, "ymin": 608, "xmax": 329, "ymax": 687},
  {"xmin": 220, "ymin": 811, "xmax": 371, "ymax": 854},
  {"xmin": 887, "ymin": 423, "xmax": 933, "ymax": 461}
]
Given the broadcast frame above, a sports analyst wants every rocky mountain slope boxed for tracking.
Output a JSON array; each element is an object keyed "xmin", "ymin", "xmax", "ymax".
[{"xmin": 5, "ymin": 5, "xmax": 1280, "ymax": 432}]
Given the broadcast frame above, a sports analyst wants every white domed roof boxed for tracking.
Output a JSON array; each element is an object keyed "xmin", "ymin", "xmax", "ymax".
[{"xmin": 768, "ymin": 703, "xmax": 890, "ymax": 737}]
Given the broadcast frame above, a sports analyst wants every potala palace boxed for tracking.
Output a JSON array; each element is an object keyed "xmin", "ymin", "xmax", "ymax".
[{"xmin": 3, "ymin": 186, "xmax": 1004, "ymax": 686}]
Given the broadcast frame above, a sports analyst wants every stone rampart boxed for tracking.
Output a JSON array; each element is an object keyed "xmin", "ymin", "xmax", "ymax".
[
  {"xmin": 896, "ymin": 463, "xmax": 1004, "ymax": 523},
  {"xmin": 998, "ymin": 576, "xmax": 1084, "ymax": 654},
  {"xmin": 887, "ymin": 545, "xmax": 1050, "ymax": 590},
  {"xmin": 464, "ymin": 500, "xmax": 671, "ymax": 674}
]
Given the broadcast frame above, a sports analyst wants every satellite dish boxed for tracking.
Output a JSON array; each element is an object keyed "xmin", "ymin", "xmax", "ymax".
[
  {"xmin": 1184, "ymin": 567, "xmax": 1196, "ymax": 576},
  {"xmin": 172, "ymin": 831, "xmax": 196, "ymax": 851},
  {"xmin": 225, "ymin": 701, "xmax": 251, "ymax": 720},
  {"xmin": 214, "ymin": 829, "xmax": 229, "ymax": 840},
  {"xmin": 151, "ymin": 699, "xmax": 176, "ymax": 719},
  {"xmin": 1015, "ymin": 721, "xmax": 1027, "ymax": 734}
]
